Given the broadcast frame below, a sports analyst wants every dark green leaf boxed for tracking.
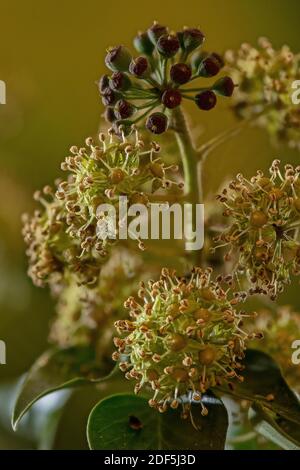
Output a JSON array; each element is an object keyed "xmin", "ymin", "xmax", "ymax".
[
  {"xmin": 12, "ymin": 346, "xmax": 115, "ymax": 430},
  {"xmin": 215, "ymin": 349, "xmax": 300, "ymax": 448},
  {"xmin": 87, "ymin": 392, "xmax": 228, "ymax": 450},
  {"xmin": 250, "ymin": 402, "xmax": 300, "ymax": 450}
]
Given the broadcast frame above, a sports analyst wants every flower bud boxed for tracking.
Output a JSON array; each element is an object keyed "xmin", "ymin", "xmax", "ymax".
[
  {"xmin": 170, "ymin": 63, "xmax": 192, "ymax": 84},
  {"xmin": 129, "ymin": 57, "xmax": 149, "ymax": 77},
  {"xmin": 213, "ymin": 76, "xmax": 235, "ymax": 97},
  {"xmin": 161, "ymin": 89, "xmax": 182, "ymax": 109},
  {"xmin": 146, "ymin": 112, "xmax": 168, "ymax": 134},
  {"xmin": 133, "ymin": 32, "xmax": 155, "ymax": 55},
  {"xmin": 147, "ymin": 22, "xmax": 168, "ymax": 45},
  {"xmin": 157, "ymin": 34, "xmax": 180, "ymax": 58},
  {"xmin": 114, "ymin": 100, "xmax": 135, "ymax": 120},
  {"xmin": 198, "ymin": 55, "xmax": 221, "ymax": 77},
  {"xmin": 110, "ymin": 72, "xmax": 131, "ymax": 91},
  {"xmin": 195, "ymin": 90, "xmax": 217, "ymax": 110},
  {"xmin": 179, "ymin": 28, "xmax": 205, "ymax": 53},
  {"xmin": 105, "ymin": 45, "xmax": 132, "ymax": 72}
]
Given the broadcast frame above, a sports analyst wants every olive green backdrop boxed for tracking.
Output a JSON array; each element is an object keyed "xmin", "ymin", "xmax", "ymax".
[{"xmin": 0, "ymin": 0, "xmax": 300, "ymax": 448}]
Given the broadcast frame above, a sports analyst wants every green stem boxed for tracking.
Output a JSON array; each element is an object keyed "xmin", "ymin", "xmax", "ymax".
[{"xmin": 171, "ymin": 107, "xmax": 202, "ymax": 204}]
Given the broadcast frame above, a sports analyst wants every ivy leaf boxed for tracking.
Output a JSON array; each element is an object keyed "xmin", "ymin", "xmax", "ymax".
[
  {"xmin": 250, "ymin": 403, "xmax": 300, "ymax": 450},
  {"xmin": 12, "ymin": 346, "xmax": 115, "ymax": 430},
  {"xmin": 215, "ymin": 349, "xmax": 300, "ymax": 447},
  {"xmin": 87, "ymin": 392, "xmax": 228, "ymax": 450}
]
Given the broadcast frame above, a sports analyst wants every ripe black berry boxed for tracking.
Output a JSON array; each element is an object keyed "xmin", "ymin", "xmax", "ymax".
[
  {"xmin": 198, "ymin": 56, "xmax": 221, "ymax": 77},
  {"xmin": 114, "ymin": 100, "xmax": 135, "ymax": 119},
  {"xmin": 110, "ymin": 72, "xmax": 131, "ymax": 91},
  {"xmin": 98, "ymin": 74, "xmax": 110, "ymax": 93},
  {"xmin": 146, "ymin": 113, "xmax": 168, "ymax": 134},
  {"xmin": 195, "ymin": 90, "xmax": 217, "ymax": 110},
  {"xmin": 147, "ymin": 22, "xmax": 168, "ymax": 45},
  {"xmin": 170, "ymin": 63, "xmax": 192, "ymax": 84},
  {"xmin": 213, "ymin": 76, "xmax": 235, "ymax": 96},
  {"xmin": 161, "ymin": 89, "xmax": 182, "ymax": 109},
  {"xmin": 157, "ymin": 35, "xmax": 180, "ymax": 58},
  {"xmin": 129, "ymin": 57, "xmax": 149, "ymax": 77},
  {"xmin": 102, "ymin": 88, "xmax": 117, "ymax": 106}
]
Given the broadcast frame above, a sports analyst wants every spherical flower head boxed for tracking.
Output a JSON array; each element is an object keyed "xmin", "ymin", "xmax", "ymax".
[
  {"xmin": 113, "ymin": 267, "xmax": 255, "ymax": 418},
  {"xmin": 100, "ymin": 22, "xmax": 234, "ymax": 134},
  {"xmin": 214, "ymin": 160, "xmax": 300, "ymax": 299},
  {"xmin": 225, "ymin": 38, "xmax": 300, "ymax": 149},
  {"xmin": 249, "ymin": 305, "xmax": 300, "ymax": 392},
  {"xmin": 55, "ymin": 129, "xmax": 180, "ymax": 257}
]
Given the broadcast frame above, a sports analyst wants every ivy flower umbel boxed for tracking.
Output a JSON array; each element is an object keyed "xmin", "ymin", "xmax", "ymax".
[
  {"xmin": 23, "ymin": 129, "xmax": 180, "ymax": 288},
  {"xmin": 56, "ymin": 129, "xmax": 180, "ymax": 253},
  {"xmin": 100, "ymin": 22, "xmax": 235, "ymax": 135},
  {"xmin": 225, "ymin": 38, "xmax": 300, "ymax": 149},
  {"xmin": 214, "ymin": 160, "xmax": 300, "ymax": 299},
  {"xmin": 113, "ymin": 267, "xmax": 257, "ymax": 423}
]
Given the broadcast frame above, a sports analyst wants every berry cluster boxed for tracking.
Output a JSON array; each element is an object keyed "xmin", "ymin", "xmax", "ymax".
[
  {"xmin": 214, "ymin": 160, "xmax": 300, "ymax": 299},
  {"xmin": 225, "ymin": 38, "xmax": 300, "ymax": 148},
  {"xmin": 113, "ymin": 267, "xmax": 257, "ymax": 420},
  {"xmin": 99, "ymin": 22, "xmax": 235, "ymax": 135}
]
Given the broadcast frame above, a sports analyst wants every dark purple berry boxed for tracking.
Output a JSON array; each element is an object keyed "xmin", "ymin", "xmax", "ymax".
[
  {"xmin": 104, "ymin": 107, "xmax": 117, "ymax": 123},
  {"xmin": 161, "ymin": 89, "xmax": 182, "ymax": 109},
  {"xmin": 170, "ymin": 63, "xmax": 192, "ymax": 84},
  {"xmin": 191, "ymin": 51, "xmax": 208, "ymax": 72},
  {"xmin": 110, "ymin": 72, "xmax": 131, "ymax": 91},
  {"xmin": 198, "ymin": 56, "xmax": 221, "ymax": 77},
  {"xmin": 133, "ymin": 32, "xmax": 155, "ymax": 55},
  {"xmin": 147, "ymin": 22, "xmax": 168, "ymax": 45},
  {"xmin": 146, "ymin": 112, "xmax": 168, "ymax": 134},
  {"xmin": 129, "ymin": 57, "xmax": 149, "ymax": 77},
  {"xmin": 211, "ymin": 52, "xmax": 224, "ymax": 68},
  {"xmin": 98, "ymin": 74, "xmax": 110, "ymax": 93},
  {"xmin": 195, "ymin": 90, "xmax": 217, "ymax": 110},
  {"xmin": 213, "ymin": 76, "xmax": 235, "ymax": 96},
  {"xmin": 180, "ymin": 28, "xmax": 205, "ymax": 53},
  {"xmin": 105, "ymin": 46, "xmax": 132, "ymax": 72},
  {"xmin": 114, "ymin": 100, "xmax": 135, "ymax": 119},
  {"xmin": 102, "ymin": 88, "xmax": 117, "ymax": 106},
  {"xmin": 157, "ymin": 34, "xmax": 180, "ymax": 58}
]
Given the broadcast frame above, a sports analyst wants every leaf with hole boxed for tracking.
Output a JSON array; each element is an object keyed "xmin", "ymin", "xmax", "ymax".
[{"xmin": 87, "ymin": 392, "xmax": 228, "ymax": 450}]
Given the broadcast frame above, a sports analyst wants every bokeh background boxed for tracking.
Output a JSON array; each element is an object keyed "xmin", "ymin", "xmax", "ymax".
[{"xmin": 1, "ymin": 0, "xmax": 300, "ymax": 449}]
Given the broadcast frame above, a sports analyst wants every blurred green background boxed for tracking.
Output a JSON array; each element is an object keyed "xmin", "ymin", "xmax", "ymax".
[{"xmin": 1, "ymin": 0, "xmax": 300, "ymax": 449}]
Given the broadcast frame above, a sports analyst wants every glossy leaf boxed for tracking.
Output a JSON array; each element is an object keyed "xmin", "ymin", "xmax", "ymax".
[
  {"xmin": 87, "ymin": 392, "xmax": 228, "ymax": 450},
  {"xmin": 12, "ymin": 346, "xmax": 115, "ymax": 430},
  {"xmin": 215, "ymin": 349, "xmax": 300, "ymax": 448}
]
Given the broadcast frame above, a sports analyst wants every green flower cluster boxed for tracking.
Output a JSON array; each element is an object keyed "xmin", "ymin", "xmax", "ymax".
[
  {"xmin": 225, "ymin": 38, "xmax": 300, "ymax": 148},
  {"xmin": 22, "ymin": 129, "xmax": 179, "ymax": 288},
  {"xmin": 214, "ymin": 160, "xmax": 300, "ymax": 299},
  {"xmin": 113, "ymin": 267, "xmax": 257, "ymax": 419}
]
